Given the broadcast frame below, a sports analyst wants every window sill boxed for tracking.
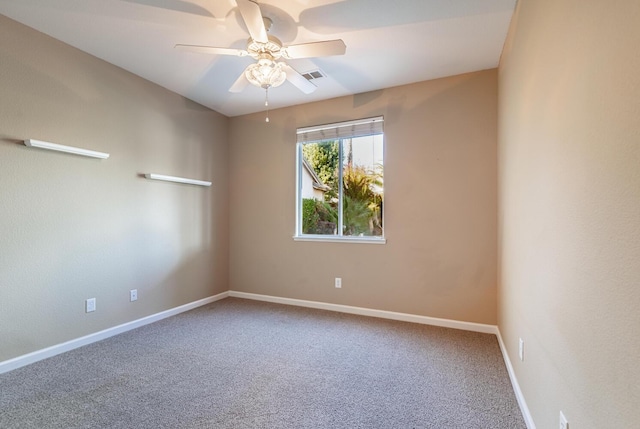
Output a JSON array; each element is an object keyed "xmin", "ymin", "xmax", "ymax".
[{"xmin": 293, "ymin": 235, "xmax": 386, "ymax": 244}]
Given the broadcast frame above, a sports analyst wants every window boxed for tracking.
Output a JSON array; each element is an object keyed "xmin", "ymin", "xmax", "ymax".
[{"xmin": 295, "ymin": 117, "xmax": 385, "ymax": 243}]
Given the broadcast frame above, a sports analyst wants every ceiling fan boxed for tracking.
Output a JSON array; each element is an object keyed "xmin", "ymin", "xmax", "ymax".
[{"xmin": 175, "ymin": 0, "xmax": 346, "ymax": 97}]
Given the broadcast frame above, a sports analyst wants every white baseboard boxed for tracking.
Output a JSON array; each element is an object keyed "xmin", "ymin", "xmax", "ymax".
[
  {"xmin": 228, "ymin": 290, "xmax": 498, "ymax": 334},
  {"xmin": 496, "ymin": 328, "xmax": 536, "ymax": 429},
  {"xmin": 0, "ymin": 292, "xmax": 229, "ymax": 375}
]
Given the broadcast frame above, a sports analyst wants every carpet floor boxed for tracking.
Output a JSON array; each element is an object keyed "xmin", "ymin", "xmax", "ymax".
[{"xmin": 0, "ymin": 298, "xmax": 526, "ymax": 428}]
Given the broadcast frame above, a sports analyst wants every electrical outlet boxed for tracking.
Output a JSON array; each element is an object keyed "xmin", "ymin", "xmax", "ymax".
[
  {"xmin": 519, "ymin": 338, "xmax": 525, "ymax": 361},
  {"xmin": 335, "ymin": 277, "xmax": 342, "ymax": 288},
  {"xmin": 85, "ymin": 298, "xmax": 96, "ymax": 313},
  {"xmin": 559, "ymin": 411, "xmax": 569, "ymax": 429},
  {"xmin": 130, "ymin": 289, "xmax": 138, "ymax": 302}
]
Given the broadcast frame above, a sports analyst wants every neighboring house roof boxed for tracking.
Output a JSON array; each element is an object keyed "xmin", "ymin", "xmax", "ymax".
[{"xmin": 302, "ymin": 158, "xmax": 331, "ymax": 192}]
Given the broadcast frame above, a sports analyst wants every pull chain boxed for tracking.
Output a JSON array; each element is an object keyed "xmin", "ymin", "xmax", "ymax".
[{"xmin": 264, "ymin": 87, "xmax": 270, "ymax": 123}]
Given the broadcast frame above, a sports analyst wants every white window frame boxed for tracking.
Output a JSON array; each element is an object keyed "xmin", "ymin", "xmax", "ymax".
[{"xmin": 294, "ymin": 116, "xmax": 386, "ymax": 244}]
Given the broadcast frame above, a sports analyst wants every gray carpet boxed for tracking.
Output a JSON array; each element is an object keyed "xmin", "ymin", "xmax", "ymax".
[{"xmin": 0, "ymin": 298, "xmax": 526, "ymax": 428}]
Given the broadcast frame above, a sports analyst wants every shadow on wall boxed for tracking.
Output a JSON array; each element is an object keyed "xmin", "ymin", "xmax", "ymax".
[
  {"xmin": 0, "ymin": 162, "xmax": 226, "ymax": 362},
  {"xmin": 353, "ymin": 90, "xmax": 385, "ymax": 109},
  {"xmin": 0, "ymin": 136, "xmax": 27, "ymax": 146},
  {"xmin": 162, "ymin": 247, "xmax": 227, "ymax": 310}
]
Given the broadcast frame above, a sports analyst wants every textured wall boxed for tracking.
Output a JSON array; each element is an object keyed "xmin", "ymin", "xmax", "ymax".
[
  {"xmin": 229, "ymin": 70, "xmax": 498, "ymax": 325},
  {"xmin": 498, "ymin": 0, "xmax": 640, "ymax": 427},
  {"xmin": 0, "ymin": 16, "xmax": 229, "ymax": 362}
]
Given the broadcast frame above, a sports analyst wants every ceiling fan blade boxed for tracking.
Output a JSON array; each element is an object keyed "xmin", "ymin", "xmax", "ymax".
[
  {"xmin": 123, "ymin": 0, "xmax": 213, "ymax": 18},
  {"xmin": 236, "ymin": 0, "xmax": 268, "ymax": 43},
  {"xmin": 282, "ymin": 64, "xmax": 317, "ymax": 94},
  {"xmin": 282, "ymin": 39, "xmax": 346, "ymax": 59},
  {"xmin": 175, "ymin": 44, "xmax": 249, "ymax": 56},
  {"xmin": 229, "ymin": 70, "xmax": 250, "ymax": 93}
]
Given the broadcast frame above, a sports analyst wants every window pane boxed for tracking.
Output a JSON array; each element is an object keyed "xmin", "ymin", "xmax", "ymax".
[
  {"xmin": 301, "ymin": 141, "xmax": 339, "ymax": 235},
  {"xmin": 342, "ymin": 135, "xmax": 384, "ymax": 237},
  {"xmin": 296, "ymin": 117, "xmax": 384, "ymax": 241}
]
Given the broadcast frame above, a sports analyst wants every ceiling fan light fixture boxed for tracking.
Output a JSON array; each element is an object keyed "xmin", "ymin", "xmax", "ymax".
[{"xmin": 245, "ymin": 59, "xmax": 286, "ymax": 89}]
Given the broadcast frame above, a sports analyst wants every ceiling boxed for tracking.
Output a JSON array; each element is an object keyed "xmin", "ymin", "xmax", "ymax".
[{"xmin": 0, "ymin": 0, "xmax": 516, "ymax": 117}]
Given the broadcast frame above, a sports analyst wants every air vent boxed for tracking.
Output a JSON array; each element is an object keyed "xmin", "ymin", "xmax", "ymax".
[{"xmin": 301, "ymin": 69, "xmax": 326, "ymax": 81}]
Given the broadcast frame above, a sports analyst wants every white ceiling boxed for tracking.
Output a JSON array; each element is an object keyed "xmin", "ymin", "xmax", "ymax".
[{"xmin": 0, "ymin": 0, "xmax": 516, "ymax": 117}]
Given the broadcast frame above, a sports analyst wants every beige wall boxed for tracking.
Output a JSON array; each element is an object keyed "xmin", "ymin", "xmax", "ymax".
[
  {"xmin": 498, "ymin": 0, "xmax": 640, "ymax": 427},
  {"xmin": 0, "ymin": 16, "xmax": 229, "ymax": 362},
  {"xmin": 229, "ymin": 70, "xmax": 498, "ymax": 324}
]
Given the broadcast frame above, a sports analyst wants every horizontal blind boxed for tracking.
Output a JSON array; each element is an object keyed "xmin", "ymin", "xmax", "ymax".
[{"xmin": 297, "ymin": 116, "xmax": 383, "ymax": 143}]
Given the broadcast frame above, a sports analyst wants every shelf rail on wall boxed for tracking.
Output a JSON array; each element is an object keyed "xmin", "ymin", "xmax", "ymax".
[
  {"xmin": 144, "ymin": 173, "xmax": 211, "ymax": 187},
  {"xmin": 23, "ymin": 139, "xmax": 110, "ymax": 159}
]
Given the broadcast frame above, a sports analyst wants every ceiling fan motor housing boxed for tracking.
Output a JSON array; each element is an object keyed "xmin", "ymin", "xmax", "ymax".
[{"xmin": 247, "ymin": 35, "xmax": 283, "ymax": 60}]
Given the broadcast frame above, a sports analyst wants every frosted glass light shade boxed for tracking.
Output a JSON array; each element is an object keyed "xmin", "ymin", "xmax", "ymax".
[{"xmin": 245, "ymin": 60, "xmax": 286, "ymax": 89}]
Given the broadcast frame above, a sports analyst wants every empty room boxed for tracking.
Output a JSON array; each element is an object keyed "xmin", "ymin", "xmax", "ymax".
[{"xmin": 0, "ymin": 1, "xmax": 638, "ymax": 428}]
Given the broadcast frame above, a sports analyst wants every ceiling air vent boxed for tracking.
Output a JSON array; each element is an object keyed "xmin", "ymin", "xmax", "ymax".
[{"xmin": 301, "ymin": 69, "xmax": 327, "ymax": 81}]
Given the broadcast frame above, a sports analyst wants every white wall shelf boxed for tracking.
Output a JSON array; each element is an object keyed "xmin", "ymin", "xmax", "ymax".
[
  {"xmin": 144, "ymin": 173, "xmax": 211, "ymax": 187},
  {"xmin": 24, "ymin": 139, "xmax": 109, "ymax": 159}
]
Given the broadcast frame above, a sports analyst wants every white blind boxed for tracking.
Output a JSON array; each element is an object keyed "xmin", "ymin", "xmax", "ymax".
[{"xmin": 297, "ymin": 116, "xmax": 383, "ymax": 143}]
